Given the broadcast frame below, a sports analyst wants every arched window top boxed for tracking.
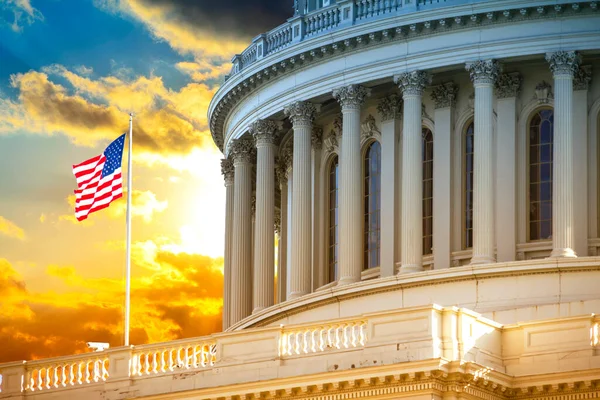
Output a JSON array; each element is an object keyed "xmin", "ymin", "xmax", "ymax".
[{"xmin": 364, "ymin": 141, "xmax": 381, "ymax": 270}]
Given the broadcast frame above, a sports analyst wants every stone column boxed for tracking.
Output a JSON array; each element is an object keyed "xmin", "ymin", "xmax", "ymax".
[
  {"xmin": 546, "ymin": 51, "xmax": 580, "ymax": 258},
  {"xmin": 311, "ymin": 127, "xmax": 323, "ymax": 289},
  {"xmin": 495, "ymin": 73, "xmax": 522, "ymax": 262},
  {"xmin": 377, "ymin": 94, "xmax": 402, "ymax": 277},
  {"xmin": 574, "ymin": 65, "xmax": 592, "ymax": 257},
  {"xmin": 276, "ymin": 161, "xmax": 288, "ymax": 303},
  {"xmin": 220, "ymin": 159, "xmax": 234, "ymax": 330},
  {"xmin": 285, "ymin": 164, "xmax": 293, "ymax": 299},
  {"xmin": 250, "ymin": 120, "xmax": 278, "ymax": 313},
  {"xmin": 229, "ymin": 138, "xmax": 254, "ymax": 324},
  {"xmin": 395, "ymin": 71, "xmax": 431, "ymax": 273},
  {"xmin": 430, "ymin": 82, "xmax": 458, "ymax": 270},
  {"xmin": 284, "ymin": 101, "xmax": 317, "ymax": 299},
  {"xmin": 466, "ymin": 59, "xmax": 500, "ymax": 265},
  {"xmin": 333, "ymin": 85, "xmax": 370, "ymax": 285}
]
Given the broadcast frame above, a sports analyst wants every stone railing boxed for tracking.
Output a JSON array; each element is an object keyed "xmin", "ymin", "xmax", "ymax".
[
  {"xmin": 1, "ymin": 307, "xmax": 599, "ymax": 399},
  {"xmin": 228, "ymin": 0, "xmax": 491, "ymax": 77}
]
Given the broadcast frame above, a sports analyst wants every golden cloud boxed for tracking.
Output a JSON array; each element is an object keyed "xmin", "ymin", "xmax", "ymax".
[
  {"xmin": 0, "ymin": 215, "xmax": 26, "ymax": 240},
  {"xmin": 0, "ymin": 237, "xmax": 223, "ymax": 362}
]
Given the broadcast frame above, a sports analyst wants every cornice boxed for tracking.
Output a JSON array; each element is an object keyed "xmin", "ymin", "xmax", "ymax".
[{"xmin": 208, "ymin": 1, "xmax": 599, "ymax": 152}]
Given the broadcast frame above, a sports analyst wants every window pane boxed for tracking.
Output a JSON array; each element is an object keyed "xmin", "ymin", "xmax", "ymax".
[
  {"xmin": 328, "ymin": 155, "xmax": 339, "ymax": 282},
  {"xmin": 529, "ymin": 109, "xmax": 553, "ymax": 241},
  {"xmin": 364, "ymin": 142, "xmax": 381, "ymax": 269}
]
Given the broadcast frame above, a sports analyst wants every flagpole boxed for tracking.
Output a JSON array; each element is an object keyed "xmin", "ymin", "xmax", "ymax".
[{"xmin": 124, "ymin": 113, "xmax": 133, "ymax": 347}]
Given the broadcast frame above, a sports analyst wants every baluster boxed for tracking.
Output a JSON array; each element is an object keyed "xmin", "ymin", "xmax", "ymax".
[
  {"xmin": 343, "ymin": 326, "xmax": 350, "ymax": 348},
  {"xmin": 102, "ymin": 359, "xmax": 109, "ymax": 380},
  {"xmin": 45, "ymin": 367, "xmax": 51, "ymax": 389},
  {"xmin": 51, "ymin": 365, "xmax": 58, "ymax": 388},
  {"xmin": 93, "ymin": 360, "xmax": 99, "ymax": 382},
  {"xmin": 293, "ymin": 333, "xmax": 300, "ymax": 355},
  {"xmin": 25, "ymin": 369, "xmax": 32, "ymax": 391},
  {"xmin": 77, "ymin": 363, "xmax": 84, "ymax": 385},
  {"xmin": 37, "ymin": 368, "xmax": 43, "ymax": 391},
  {"xmin": 281, "ymin": 333, "xmax": 288, "ymax": 355},
  {"xmin": 360, "ymin": 323, "xmax": 366, "ymax": 346},
  {"xmin": 311, "ymin": 329, "xmax": 318, "ymax": 353},
  {"xmin": 335, "ymin": 326, "xmax": 342, "ymax": 349}
]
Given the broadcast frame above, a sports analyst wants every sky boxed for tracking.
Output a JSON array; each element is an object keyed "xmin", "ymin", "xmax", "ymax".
[{"xmin": 0, "ymin": 0, "xmax": 289, "ymax": 363}]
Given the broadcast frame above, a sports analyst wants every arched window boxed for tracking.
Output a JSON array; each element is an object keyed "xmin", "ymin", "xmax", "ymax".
[
  {"xmin": 422, "ymin": 128, "xmax": 434, "ymax": 255},
  {"xmin": 529, "ymin": 109, "xmax": 554, "ymax": 241},
  {"xmin": 364, "ymin": 141, "xmax": 381, "ymax": 269},
  {"xmin": 328, "ymin": 155, "xmax": 340, "ymax": 282},
  {"xmin": 464, "ymin": 121, "xmax": 474, "ymax": 249}
]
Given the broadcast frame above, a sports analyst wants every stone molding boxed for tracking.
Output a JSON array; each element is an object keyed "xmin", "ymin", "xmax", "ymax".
[
  {"xmin": 495, "ymin": 72, "xmax": 522, "ymax": 98},
  {"xmin": 249, "ymin": 119, "xmax": 279, "ymax": 146},
  {"xmin": 284, "ymin": 101, "xmax": 318, "ymax": 126},
  {"xmin": 361, "ymin": 114, "xmax": 380, "ymax": 142},
  {"xmin": 229, "ymin": 138, "xmax": 255, "ymax": 164},
  {"xmin": 311, "ymin": 126, "xmax": 323, "ymax": 149},
  {"xmin": 430, "ymin": 82, "xmax": 459, "ymax": 108},
  {"xmin": 465, "ymin": 59, "xmax": 501, "ymax": 84},
  {"xmin": 209, "ymin": 3, "xmax": 599, "ymax": 151},
  {"xmin": 333, "ymin": 84, "xmax": 371, "ymax": 109},
  {"xmin": 377, "ymin": 94, "xmax": 403, "ymax": 121},
  {"xmin": 574, "ymin": 64, "xmax": 592, "ymax": 90},
  {"xmin": 546, "ymin": 50, "xmax": 581, "ymax": 77},
  {"xmin": 220, "ymin": 158, "xmax": 234, "ymax": 185},
  {"xmin": 394, "ymin": 70, "xmax": 431, "ymax": 96}
]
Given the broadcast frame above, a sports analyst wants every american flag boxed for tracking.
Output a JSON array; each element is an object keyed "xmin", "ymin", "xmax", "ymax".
[{"xmin": 72, "ymin": 134, "xmax": 126, "ymax": 221}]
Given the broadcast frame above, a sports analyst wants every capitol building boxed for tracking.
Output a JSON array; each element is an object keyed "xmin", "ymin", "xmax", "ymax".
[{"xmin": 2, "ymin": 0, "xmax": 600, "ymax": 399}]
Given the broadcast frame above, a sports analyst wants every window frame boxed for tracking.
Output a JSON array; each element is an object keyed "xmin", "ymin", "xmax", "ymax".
[
  {"xmin": 422, "ymin": 127, "xmax": 434, "ymax": 256},
  {"xmin": 361, "ymin": 139, "xmax": 382, "ymax": 270},
  {"xmin": 462, "ymin": 119, "xmax": 475, "ymax": 250},
  {"xmin": 326, "ymin": 154, "xmax": 340, "ymax": 283}
]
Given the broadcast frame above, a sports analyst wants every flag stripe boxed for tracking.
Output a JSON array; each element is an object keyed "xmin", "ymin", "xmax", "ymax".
[{"xmin": 71, "ymin": 134, "xmax": 126, "ymax": 221}]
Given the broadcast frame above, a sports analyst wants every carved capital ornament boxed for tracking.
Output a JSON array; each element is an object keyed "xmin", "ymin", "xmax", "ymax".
[
  {"xmin": 311, "ymin": 126, "xmax": 323, "ymax": 149},
  {"xmin": 229, "ymin": 138, "xmax": 255, "ymax": 164},
  {"xmin": 495, "ymin": 72, "xmax": 522, "ymax": 98},
  {"xmin": 546, "ymin": 50, "xmax": 581, "ymax": 77},
  {"xmin": 220, "ymin": 158, "xmax": 234, "ymax": 185},
  {"xmin": 574, "ymin": 65, "xmax": 592, "ymax": 90},
  {"xmin": 394, "ymin": 70, "xmax": 431, "ymax": 96},
  {"xmin": 332, "ymin": 85, "xmax": 371, "ymax": 109},
  {"xmin": 284, "ymin": 101, "xmax": 318, "ymax": 126},
  {"xmin": 377, "ymin": 94, "xmax": 403, "ymax": 121},
  {"xmin": 249, "ymin": 119, "xmax": 279, "ymax": 146},
  {"xmin": 465, "ymin": 59, "xmax": 501, "ymax": 84},
  {"xmin": 430, "ymin": 82, "xmax": 458, "ymax": 108}
]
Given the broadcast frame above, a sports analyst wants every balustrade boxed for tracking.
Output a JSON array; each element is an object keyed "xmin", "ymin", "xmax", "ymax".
[
  {"xmin": 279, "ymin": 320, "xmax": 367, "ymax": 356},
  {"xmin": 24, "ymin": 356, "xmax": 108, "ymax": 392},
  {"xmin": 131, "ymin": 341, "xmax": 216, "ymax": 376}
]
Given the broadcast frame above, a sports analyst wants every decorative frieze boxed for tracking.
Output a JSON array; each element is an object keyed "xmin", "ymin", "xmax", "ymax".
[
  {"xmin": 574, "ymin": 65, "xmax": 592, "ymax": 90},
  {"xmin": 229, "ymin": 138, "xmax": 255, "ymax": 164},
  {"xmin": 465, "ymin": 59, "xmax": 501, "ymax": 84},
  {"xmin": 534, "ymin": 81, "xmax": 553, "ymax": 104},
  {"xmin": 394, "ymin": 70, "xmax": 431, "ymax": 96},
  {"xmin": 377, "ymin": 94, "xmax": 403, "ymax": 121},
  {"xmin": 332, "ymin": 85, "xmax": 370, "ymax": 109},
  {"xmin": 311, "ymin": 126, "xmax": 323, "ymax": 149},
  {"xmin": 546, "ymin": 50, "xmax": 581, "ymax": 77},
  {"xmin": 249, "ymin": 119, "xmax": 279, "ymax": 145},
  {"xmin": 430, "ymin": 82, "xmax": 458, "ymax": 108},
  {"xmin": 361, "ymin": 114, "xmax": 380, "ymax": 141},
  {"xmin": 221, "ymin": 158, "xmax": 235, "ymax": 185},
  {"xmin": 495, "ymin": 72, "xmax": 522, "ymax": 98},
  {"xmin": 284, "ymin": 101, "xmax": 318, "ymax": 126}
]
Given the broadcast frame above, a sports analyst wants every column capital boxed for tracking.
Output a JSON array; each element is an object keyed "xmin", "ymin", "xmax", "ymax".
[
  {"xmin": 311, "ymin": 126, "xmax": 323, "ymax": 149},
  {"xmin": 333, "ymin": 84, "xmax": 371, "ymax": 109},
  {"xmin": 546, "ymin": 51, "xmax": 581, "ymax": 77},
  {"xmin": 284, "ymin": 101, "xmax": 318, "ymax": 126},
  {"xmin": 377, "ymin": 94, "xmax": 403, "ymax": 121},
  {"xmin": 250, "ymin": 119, "xmax": 279, "ymax": 146},
  {"xmin": 495, "ymin": 72, "xmax": 522, "ymax": 99},
  {"xmin": 465, "ymin": 59, "xmax": 501, "ymax": 84},
  {"xmin": 230, "ymin": 138, "xmax": 255, "ymax": 165},
  {"xmin": 221, "ymin": 158, "xmax": 235, "ymax": 185},
  {"xmin": 430, "ymin": 82, "xmax": 459, "ymax": 108},
  {"xmin": 574, "ymin": 65, "xmax": 592, "ymax": 90},
  {"xmin": 394, "ymin": 70, "xmax": 431, "ymax": 96}
]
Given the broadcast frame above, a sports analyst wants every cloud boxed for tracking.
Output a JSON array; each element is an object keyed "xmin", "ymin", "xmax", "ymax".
[
  {"xmin": 0, "ymin": 67, "xmax": 217, "ymax": 158},
  {"xmin": 0, "ymin": 0, "xmax": 44, "ymax": 32},
  {"xmin": 108, "ymin": 190, "xmax": 168, "ymax": 223},
  {"xmin": 0, "ymin": 238, "xmax": 223, "ymax": 362},
  {"xmin": 0, "ymin": 215, "xmax": 26, "ymax": 240}
]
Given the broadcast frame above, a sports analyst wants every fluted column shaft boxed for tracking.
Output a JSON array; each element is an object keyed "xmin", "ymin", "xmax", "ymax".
[
  {"xmin": 466, "ymin": 60, "xmax": 500, "ymax": 265},
  {"xmin": 221, "ymin": 159, "xmax": 234, "ymax": 330},
  {"xmin": 251, "ymin": 120, "xmax": 278, "ymax": 313},
  {"xmin": 229, "ymin": 139, "xmax": 254, "ymax": 324},
  {"xmin": 285, "ymin": 102, "xmax": 317, "ymax": 299},
  {"xmin": 276, "ymin": 163, "xmax": 289, "ymax": 303},
  {"xmin": 547, "ymin": 51, "xmax": 580, "ymax": 258},
  {"xmin": 333, "ymin": 85, "xmax": 370, "ymax": 285},
  {"xmin": 377, "ymin": 95, "xmax": 403, "ymax": 277},
  {"xmin": 395, "ymin": 72, "xmax": 430, "ymax": 273}
]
